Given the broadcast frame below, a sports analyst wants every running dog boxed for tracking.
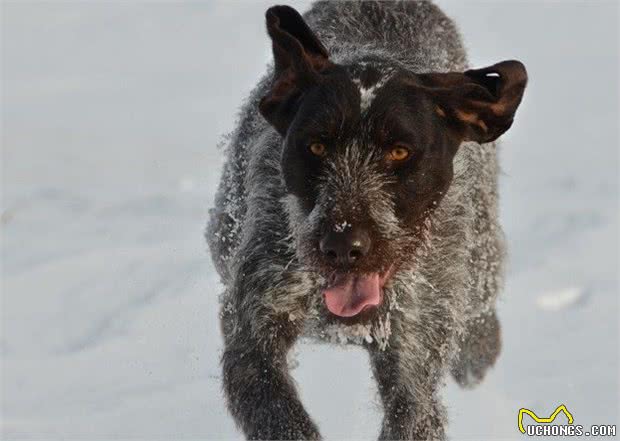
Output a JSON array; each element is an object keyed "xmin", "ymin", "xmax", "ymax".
[{"xmin": 207, "ymin": 2, "xmax": 527, "ymax": 439}]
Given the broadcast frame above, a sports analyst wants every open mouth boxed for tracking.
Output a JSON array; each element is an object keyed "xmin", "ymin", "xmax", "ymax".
[{"xmin": 322, "ymin": 267, "xmax": 393, "ymax": 318}]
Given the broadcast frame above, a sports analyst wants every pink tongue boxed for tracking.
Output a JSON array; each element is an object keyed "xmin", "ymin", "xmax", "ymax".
[{"xmin": 323, "ymin": 273, "xmax": 382, "ymax": 317}]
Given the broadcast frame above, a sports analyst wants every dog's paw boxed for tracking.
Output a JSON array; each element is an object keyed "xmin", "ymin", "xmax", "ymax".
[
  {"xmin": 451, "ymin": 355, "xmax": 493, "ymax": 389},
  {"xmin": 245, "ymin": 398, "xmax": 322, "ymax": 440},
  {"xmin": 249, "ymin": 422, "xmax": 321, "ymax": 441},
  {"xmin": 450, "ymin": 312, "xmax": 501, "ymax": 389}
]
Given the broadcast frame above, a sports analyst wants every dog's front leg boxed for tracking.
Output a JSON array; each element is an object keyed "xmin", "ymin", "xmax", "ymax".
[
  {"xmin": 222, "ymin": 331, "xmax": 319, "ymax": 440},
  {"xmin": 370, "ymin": 347, "xmax": 446, "ymax": 441},
  {"xmin": 368, "ymin": 313, "xmax": 451, "ymax": 441},
  {"xmin": 220, "ymin": 267, "xmax": 320, "ymax": 440}
]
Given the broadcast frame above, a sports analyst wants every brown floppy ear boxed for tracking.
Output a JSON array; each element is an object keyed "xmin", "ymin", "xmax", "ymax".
[
  {"xmin": 258, "ymin": 5, "xmax": 331, "ymax": 135},
  {"xmin": 420, "ymin": 60, "xmax": 528, "ymax": 143}
]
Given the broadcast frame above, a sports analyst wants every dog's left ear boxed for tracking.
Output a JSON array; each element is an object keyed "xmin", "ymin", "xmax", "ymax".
[
  {"xmin": 259, "ymin": 5, "xmax": 331, "ymax": 135},
  {"xmin": 419, "ymin": 60, "xmax": 527, "ymax": 143}
]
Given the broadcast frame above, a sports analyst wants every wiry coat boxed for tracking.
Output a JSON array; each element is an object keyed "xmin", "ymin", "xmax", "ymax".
[{"xmin": 208, "ymin": 2, "xmax": 509, "ymax": 439}]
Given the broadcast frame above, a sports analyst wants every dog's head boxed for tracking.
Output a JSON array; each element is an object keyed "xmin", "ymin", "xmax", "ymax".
[{"xmin": 259, "ymin": 6, "xmax": 527, "ymax": 318}]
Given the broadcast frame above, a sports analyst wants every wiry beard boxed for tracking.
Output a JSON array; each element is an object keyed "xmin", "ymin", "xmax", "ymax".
[{"xmin": 281, "ymin": 145, "xmax": 436, "ymax": 279}]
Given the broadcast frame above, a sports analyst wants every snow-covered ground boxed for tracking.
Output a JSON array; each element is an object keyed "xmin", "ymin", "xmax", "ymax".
[{"xmin": 1, "ymin": 1, "xmax": 618, "ymax": 439}]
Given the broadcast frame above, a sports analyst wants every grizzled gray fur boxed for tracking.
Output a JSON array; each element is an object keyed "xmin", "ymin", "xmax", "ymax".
[{"xmin": 207, "ymin": 1, "xmax": 526, "ymax": 439}]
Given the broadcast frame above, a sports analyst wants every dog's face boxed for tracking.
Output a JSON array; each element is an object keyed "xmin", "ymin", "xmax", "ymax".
[{"xmin": 259, "ymin": 6, "xmax": 527, "ymax": 318}]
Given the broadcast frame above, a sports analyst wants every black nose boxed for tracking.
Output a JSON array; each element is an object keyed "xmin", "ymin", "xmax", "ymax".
[{"xmin": 319, "ymin": 227, "xmax": 371, "ymax": 267}]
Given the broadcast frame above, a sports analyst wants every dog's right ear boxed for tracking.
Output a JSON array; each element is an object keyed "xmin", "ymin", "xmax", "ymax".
[{"xmin": 259, "ymin": 5, "xmax": 331, "ymax": 135}]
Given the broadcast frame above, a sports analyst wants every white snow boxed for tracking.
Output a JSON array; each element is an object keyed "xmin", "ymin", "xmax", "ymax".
[
  {"xmin": 536, "ymin": 287, "xmax": 584, "ymax": 311},
  {"xmin": 333, "ymin": 220, "xmax": 352, "ymax": 233},
  {"xmin": 1, "ymin": 1, "xmax": 618, "ymax": 440}
]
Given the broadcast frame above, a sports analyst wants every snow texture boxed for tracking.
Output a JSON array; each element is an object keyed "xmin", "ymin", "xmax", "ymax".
[
  {"xmin": 1, "ymin": 1, "xmax": 618, "ymax": 439},
  {"xmin": 536, "ymin": 287, "xmax": 585, "ymax": 312}
]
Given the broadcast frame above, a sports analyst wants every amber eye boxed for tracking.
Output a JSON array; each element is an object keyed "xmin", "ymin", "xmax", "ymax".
[
  {"xmin": 387, "ymin": 145, "xmax": 411, "ymax": 162},
  {"xmin": 309, "ymin": 142, "xmax": 327, "ymax": 157}
]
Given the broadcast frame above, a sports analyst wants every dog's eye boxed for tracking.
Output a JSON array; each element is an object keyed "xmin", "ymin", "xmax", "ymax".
[
  {"xmin": 386, "ymin": 145, "xmax": 411, "ymax": 162},
  {"xmin": 309, "ymin": 142, "xmax": 327, "ymax": 157}
]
